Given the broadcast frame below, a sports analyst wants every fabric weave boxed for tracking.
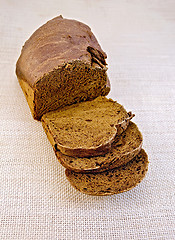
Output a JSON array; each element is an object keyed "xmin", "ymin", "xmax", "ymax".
[{"xmin": 0, "ymin": 0, "xmax": 175, "ymax": 239}]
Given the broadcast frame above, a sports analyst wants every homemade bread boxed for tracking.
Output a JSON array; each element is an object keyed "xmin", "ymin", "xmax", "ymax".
[
  {"xmin": 65, "ymin": 149, "xmax": 148, "ymax": 196},
  {"xmin": 55, "ymin": 121, "xmax": 142, "ymax": 172},
  {"xmin": 41, "ymin": 97, "xmax": 134, "ymax": 157},
  {"xmin": 16, "ymin": 16, "xmax": 148, "ymax": 197},
  {"xmin": 16, "ymin": 15, "xmax": 110, "ymax": 120}
]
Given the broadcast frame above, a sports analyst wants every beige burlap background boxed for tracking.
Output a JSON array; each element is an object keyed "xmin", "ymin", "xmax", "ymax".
[{"xmin": 0, "ymin": 0, "xmax": 175, "ymax": 239}]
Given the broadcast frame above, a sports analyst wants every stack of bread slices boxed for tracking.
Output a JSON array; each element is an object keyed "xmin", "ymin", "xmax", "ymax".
[
  {"xmin": 41, "ymin": 97, "xmax": 148, "ymax": 196},
  {"xmin": 16, "ymin": 15, "xmax": 148, "ymax": 196}
]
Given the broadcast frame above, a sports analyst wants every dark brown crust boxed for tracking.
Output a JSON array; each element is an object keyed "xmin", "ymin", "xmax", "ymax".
[{"xmin": 16, "ymin": 15, "xmax": 107, "ymax": 86}]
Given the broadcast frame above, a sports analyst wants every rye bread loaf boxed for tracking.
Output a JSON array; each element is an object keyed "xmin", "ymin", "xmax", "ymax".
[
  {"xmin": 41, "ymin": 96, "xmax": 134, "ymax": 157},
  {"xmin": 65, "ymin": 149, "xmax": 148, "ymax": 196},
  {"xmin": 55, "ymin": 121, "xmax": 142, "ymax": 172},
  {"xmin": 16, "ymin": 15, "xmax": 110, "ymax": 120}
]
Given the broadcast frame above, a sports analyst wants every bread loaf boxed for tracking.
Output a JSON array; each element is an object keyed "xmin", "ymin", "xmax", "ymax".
[
  {"xmin": 41, "ymin": 97, "xmax": 134, "ymax": 157},
  {"xmin": 16, "ymin": 15, "xmax": 110, "ymax": 120},
  {"xmin": 55, "ymin": 121, "xmax": 142, "ymax": 172},
  {"xmin": 16, "ymin": 16, "xmax": 148, "ymax": 196},
  {"xmin": 65, "ymin": 149, "xmax": 148, "ymax": 196}
]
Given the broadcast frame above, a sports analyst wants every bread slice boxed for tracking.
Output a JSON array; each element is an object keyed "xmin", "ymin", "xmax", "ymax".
[
  {"xmin": 55, "ymin": 122, "xmax": 142, "ymax": 172},
  {"xmin": 65, "ymin": 149, "xmax": 148, "ymax": 196},
  {"xmin": 16, "ymin": 15, "xmax": 110, "ymax": 120},
  {"xmin": 41, "ymin": 97, "xmax": 134, "ymax": 157}
]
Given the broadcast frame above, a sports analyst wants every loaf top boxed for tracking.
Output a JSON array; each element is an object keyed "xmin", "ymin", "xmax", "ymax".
[
  {"xmin": 41, "ymin": 96, "xmax": 134, "ymax": 157},
  {"xmin": 16, "ymin": 15, "xmax": 107, "ymax": 86}
]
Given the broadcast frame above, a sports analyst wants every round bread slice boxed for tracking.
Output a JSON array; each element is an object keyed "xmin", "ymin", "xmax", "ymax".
[
  {"xmin": 55, "ymin": 122, "xmax": 142, "ymax": 172},
  {"xmin": 41, "ymin": 96, "xmax": 134, "ymax": 157},
  {"xmin": 65, "ymin": 149, "xmax": 148, "ymax": 196}
]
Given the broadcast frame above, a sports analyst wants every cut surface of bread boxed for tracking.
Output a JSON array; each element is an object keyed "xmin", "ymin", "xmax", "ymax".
[
  {"xmin": 41, "ymin": 97, "xmax": 134, "ymax": 157},
  {"xmin": 55, "ymin": 121, "xmax": 142, "ymax": 172},
  {"xmin": 16, "ymin": 15, "xmax": 110, "ymax": 120},
  {"xmin": 65, "ymin": 149, "xmax": 148, "ymax": 196}
]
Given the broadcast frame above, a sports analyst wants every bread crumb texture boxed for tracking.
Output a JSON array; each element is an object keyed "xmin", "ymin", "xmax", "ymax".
[
  {"xmin": 55, "ymin": 121, "xmax": 143, "ymax": 172},
  {"xmin": 42, "ymin": 97, "xmax": 133, "ymax": 157},
  {"xmin": 65, "ymin": 149, "xmax": 148, "ymax": 196}
]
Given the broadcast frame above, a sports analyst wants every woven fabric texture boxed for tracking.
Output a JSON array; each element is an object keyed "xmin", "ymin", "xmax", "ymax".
[{"xmin": 0, "ymin": 0, "xmax": 175, "ymax": 239}]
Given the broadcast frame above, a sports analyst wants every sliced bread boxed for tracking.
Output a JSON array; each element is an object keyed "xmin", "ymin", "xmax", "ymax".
[
  {"xmin": 65, "ymin": 149, "xmax": 148, "ymax": 196},
  {"xmin": 55, "ymin": 121, "xmax": 142, "ymax": 172},
  {"xmin": 41, "ymin": 96, "xmax": 134, "ymax": 157}
]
